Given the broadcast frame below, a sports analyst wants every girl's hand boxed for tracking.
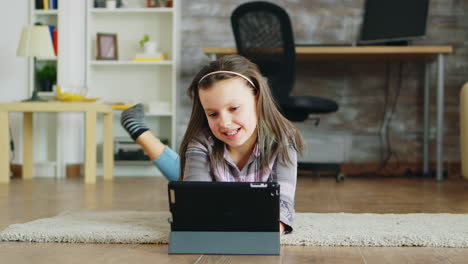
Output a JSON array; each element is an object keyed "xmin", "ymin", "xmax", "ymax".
[{"xmin": 279, "ymin": 222, "xmax": 285, "ymax": 234}]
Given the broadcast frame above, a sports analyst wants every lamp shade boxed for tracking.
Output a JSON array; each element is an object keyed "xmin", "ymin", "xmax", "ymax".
[{"xmin": 17, "ymin": 25, "xmax": 55, "ymax": 58}]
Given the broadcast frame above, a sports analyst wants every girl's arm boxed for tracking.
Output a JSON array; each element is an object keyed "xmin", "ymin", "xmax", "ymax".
[
  {"xmin": 182, "ymin": 139, "xmax": 213, "ymax": 181},
  {"xmin": 136, "ymin": 130, "xmax": 212, "ymax": 181},
  {"xmin": 137, "ymin": 131, "xmax": 180, "ymax": 181},
  {"xmin": 275, "ymin": 145, "xmax": 298, "ymax": 234}
]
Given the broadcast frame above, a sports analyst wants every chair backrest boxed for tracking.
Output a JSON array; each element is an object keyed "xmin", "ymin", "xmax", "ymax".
[{"xmin": 231, "ymin": 1, "xmax": 296, "ymax": 104}]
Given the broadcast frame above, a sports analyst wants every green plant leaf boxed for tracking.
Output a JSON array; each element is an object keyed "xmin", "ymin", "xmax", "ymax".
[
  {"xmin": 36, "ymin": 63, "xmax": 57, "ymax": 81},
  {"xmin": 139, "ymin": 34, "xmax": 150, "ymax": 47}
]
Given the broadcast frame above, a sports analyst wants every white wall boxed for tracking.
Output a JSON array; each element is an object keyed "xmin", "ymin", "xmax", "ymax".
[
  {"xmin": 0, "ymin": 2, "xmax": 29, "ymax": 102},
  {"xmin": 0, "ymin": 1, "xmax": 29, "ymax": 165},
  {"xmin": 57, "ymin": 0, "xmax": 87, "ymax": 168}
]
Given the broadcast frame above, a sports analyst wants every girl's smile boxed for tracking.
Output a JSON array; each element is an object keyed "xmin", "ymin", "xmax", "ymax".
[{"xmin": 223, "ymin": 127, "xmax": 240, "ymax": 137}]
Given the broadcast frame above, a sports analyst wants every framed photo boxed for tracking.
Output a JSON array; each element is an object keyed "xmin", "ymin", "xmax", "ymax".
[
  {"xmin": 96, "ymin": 33, "xmax": 118, "ymax": 60},
  {"xmin": 94, "ymin": 0, "xmax": 106, "ymax": 8}
]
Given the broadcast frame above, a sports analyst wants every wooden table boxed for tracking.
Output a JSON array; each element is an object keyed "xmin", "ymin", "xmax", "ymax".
[
  {"xmin": 0, "ymin": 102, "xmax": 114, "ymax": 184},
  {"xmin": 203, "ymin": 46, "xmax": 453, "ymax": 180}
]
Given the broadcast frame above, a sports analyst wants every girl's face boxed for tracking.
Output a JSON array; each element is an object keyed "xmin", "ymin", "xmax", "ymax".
[{"xmin": 199, "ymin": 77, "xmax": 258, "ymax": 153}]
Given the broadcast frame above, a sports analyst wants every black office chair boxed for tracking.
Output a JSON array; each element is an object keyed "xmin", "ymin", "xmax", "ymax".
[{"xmin": 231, "ymin": 1, "xmax": 345, "ymax": 181}]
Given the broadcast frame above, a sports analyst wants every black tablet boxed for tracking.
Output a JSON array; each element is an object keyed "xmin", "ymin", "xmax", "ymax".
[{"xmin": 168, "ymin": 181, "xmax": 280, "ymax": 232}]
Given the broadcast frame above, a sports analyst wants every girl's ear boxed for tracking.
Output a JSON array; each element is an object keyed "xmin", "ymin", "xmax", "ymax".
[{"xmin": 254, "ymin": 93, "xmax": 260, "ymax": 108}]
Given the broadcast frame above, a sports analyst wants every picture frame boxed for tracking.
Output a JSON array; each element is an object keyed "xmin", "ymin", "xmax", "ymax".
[
  {"xmin": 94, "ymin": 0, "xmax": 106, "ymax": 8},
  {"xmin": 96, "ymin": 33, "xmax": 118, "ymax": 60}
]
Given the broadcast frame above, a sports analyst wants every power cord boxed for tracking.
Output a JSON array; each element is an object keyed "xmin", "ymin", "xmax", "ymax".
[
  {"xmin": 9, "ymin": 125, "xmax": 15, "ymax": 179},
  {"xmin": 352, "ymin": 62, "xmax": 402, "ymax": 177},
  {"xmin": 378, "ymin": 62, "xmax": 402, "ymax": 174},
  {"xmin": 379, "ymin": 62, "xmax": 391, "ymax": 163},
  {"xmin": 9, "ymin": 125, "xmax": 15, "ymax": 161}
]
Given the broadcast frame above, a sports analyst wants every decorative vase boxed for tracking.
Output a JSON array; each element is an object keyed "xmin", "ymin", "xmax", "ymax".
[
  {"xmin": 106, "ymin": 0, "xmax": 117, "ymax": 9},
  {"xmin": 144, "ymin": 41, "xmax": 157, "ymax": 54}
]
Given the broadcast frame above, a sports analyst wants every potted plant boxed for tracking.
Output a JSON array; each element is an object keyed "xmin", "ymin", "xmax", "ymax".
[
  {"xmin": 36, "ymin": 63, "xmax": 57, "ymax": 92},
  {"xmin": 139, "ymin": 34, "xmax": 157, "ymax": 54}
]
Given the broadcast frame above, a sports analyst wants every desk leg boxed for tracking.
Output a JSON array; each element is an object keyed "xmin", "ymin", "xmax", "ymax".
[
  {"xmin": 436, "ymin": 54, "xmax": 445, "ymax": 181},
  {"xmin": 209, "ymin": 53, "xmax": 217, "ymax": 61},
  {"xmin": 423, "ymin": 63, "xmax": 430, "ymax": 176},
  {"xmin": 0, "ymin": 111, "xmax": 9, "ymax": 183},
  {"xmin": 102, "ymin": 112, "xmax": 113, "ymax": 181},
  {"xmin": 23, "ymin": 112, "xmax": 33, "ymax": 180},
  {"xmin": 85, "ymin": 111, "xmax": 97, "ymax": 184},
  {"xmin": 55, "ymin": 113, "xmax": 63, "ymax": 178}
]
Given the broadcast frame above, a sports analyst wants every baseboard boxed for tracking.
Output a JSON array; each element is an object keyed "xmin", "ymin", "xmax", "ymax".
[
  {"xmin": 10, "ymin": 163, "xmax": 57, "ymax": 178},
  {"xmin": 10, "ymin": 163, "xmax": 163, "ymax": 179},
  {"xmin": 66, "ymin": 164, "xmax": 82, "ymax": 179},
  {"xmin": 298, "ymin": 161, "xmax": 462, "ymax": 179},
  {"xmin": 10, "ymin": 164, "xmax": 22, "ymax": 179}
]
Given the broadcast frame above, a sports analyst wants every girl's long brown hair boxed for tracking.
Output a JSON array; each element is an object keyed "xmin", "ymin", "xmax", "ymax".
[{"xmin": 179, "ymin": 55, "xmax": 304, "ymax": 180}]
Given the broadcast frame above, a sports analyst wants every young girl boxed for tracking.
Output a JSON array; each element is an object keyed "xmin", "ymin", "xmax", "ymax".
[{"xmin": 121, "ymin": 55, "xmax": 304, "ymax": 233}]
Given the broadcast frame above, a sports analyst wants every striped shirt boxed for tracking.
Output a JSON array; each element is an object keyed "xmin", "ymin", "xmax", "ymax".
[{"xmin": 183, "ymin": 132, "xmax": 297, "ymax": 232}]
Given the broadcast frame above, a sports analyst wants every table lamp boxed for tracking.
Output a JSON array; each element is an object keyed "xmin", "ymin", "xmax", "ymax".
[{"xmin": 17, "ymin": 25, "xmax": 56, "ymax": 101}]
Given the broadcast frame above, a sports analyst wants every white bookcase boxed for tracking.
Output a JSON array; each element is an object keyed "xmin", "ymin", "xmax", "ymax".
[{"xmin": 86, "ymin": 0, "xmax": 179, "ymax": 176}]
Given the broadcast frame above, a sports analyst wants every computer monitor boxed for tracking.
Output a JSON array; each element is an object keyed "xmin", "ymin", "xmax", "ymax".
[{"xmin": 359, "ymin": 0, "xmax": 430, "ymax": 45}]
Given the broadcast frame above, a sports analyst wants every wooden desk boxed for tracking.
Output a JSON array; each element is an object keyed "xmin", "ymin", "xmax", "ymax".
[
  {"xmin": 0, "ymin": 102, "xmax": 114, "ymax": 184},
  {"xmin": 204, "ymin": 46, "xmax": 452, "ymax": 61},
  {"xmin": 203, "ymin": 46, "xmax": 453, "ymax": 180}
]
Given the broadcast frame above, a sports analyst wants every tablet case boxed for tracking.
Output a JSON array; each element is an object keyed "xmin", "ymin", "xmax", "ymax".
[{"xmin": 168, "ymin": 181, "xmax": 280, "ymax": 255}]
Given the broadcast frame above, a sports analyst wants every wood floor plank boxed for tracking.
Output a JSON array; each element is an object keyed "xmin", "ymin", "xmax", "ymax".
[
  {"xmin": 281, "ymin": 246, "xmax": 365, "ymax": 264},
  {"xmin": 359, "ymin": 246, "xmax": 457, "ymax": 264}
]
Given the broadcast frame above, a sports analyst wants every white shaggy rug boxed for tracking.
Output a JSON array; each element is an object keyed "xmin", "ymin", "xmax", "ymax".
[{"xmin": 1, "ymin": 210, "xmax": 468, "ymax": 247}]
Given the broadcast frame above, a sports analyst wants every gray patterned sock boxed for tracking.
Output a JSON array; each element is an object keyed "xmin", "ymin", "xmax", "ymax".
[{"xmin": 120, "ymin": 103, "xmax": 149, "ymax": 141}]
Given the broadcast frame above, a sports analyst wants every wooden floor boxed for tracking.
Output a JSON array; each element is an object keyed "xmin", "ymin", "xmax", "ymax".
[{"xmin": 1, "ymin": 175, "xmax": 468, "ymax": 263}]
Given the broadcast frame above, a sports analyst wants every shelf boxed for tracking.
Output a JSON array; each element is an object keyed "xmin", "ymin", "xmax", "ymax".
[
  {"xmin": 114, "ymin": 160, "xmax": 152, "ymax": 166},
  {"xmin": 90, "ymin": 60, "xmax": 173, "ymax": 66},
  {"xmin": 90, "ymin": 8, "xmax": 173, "ymax": 14},
  {"xmin": 33, "ymin": 10, "xmax": 58, "ymax": 15},
  {"xmin": 113, "ymin": 110, "xmax": 172, "ymax": 117}
]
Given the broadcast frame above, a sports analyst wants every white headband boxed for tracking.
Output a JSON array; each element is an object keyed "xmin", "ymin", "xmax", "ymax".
[{"xmin": 198, "ymin": 70, "xmax": 256, "ymax": 88}]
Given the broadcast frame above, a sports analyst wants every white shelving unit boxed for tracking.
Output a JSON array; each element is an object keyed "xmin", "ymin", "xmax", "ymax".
[{"xmin": 86, "ymin": 1, "xmax": 179, "ymax": 176}]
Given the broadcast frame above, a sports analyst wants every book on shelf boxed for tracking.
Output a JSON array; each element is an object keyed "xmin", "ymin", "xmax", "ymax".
[
  {"xmin": 132, "ymin": 58, "xmax": 163, "ymax": 62},
  {"xmin": 53, "ymin": 28, "xmax": 58, "ymax": 56},
  {"xmin": 36, "ymin": 0, "xmax": 43, "ymax": 9},
  {"xmin": 132, "ymin": 52, "xmax": 167, "ymax": 62},
  {"xmin": 46, "ymin": 25, "xmax": 58, "ymax": 55},
  {"xmin": 36, "ymin": 0, "xmax": 58, "ymax": 10},
  {"xmin": 146, "ymin": 0, "xmax": 173, "ymax": 8},
  {"xmin": 47, "ymin": 25, "xmax": 54, "ymax": 40}
]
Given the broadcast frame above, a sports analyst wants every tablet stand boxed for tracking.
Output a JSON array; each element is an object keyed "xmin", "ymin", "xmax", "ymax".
[{"xmin": 168, "ymin": 231, "xmax": 280, "ymax": 255}]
